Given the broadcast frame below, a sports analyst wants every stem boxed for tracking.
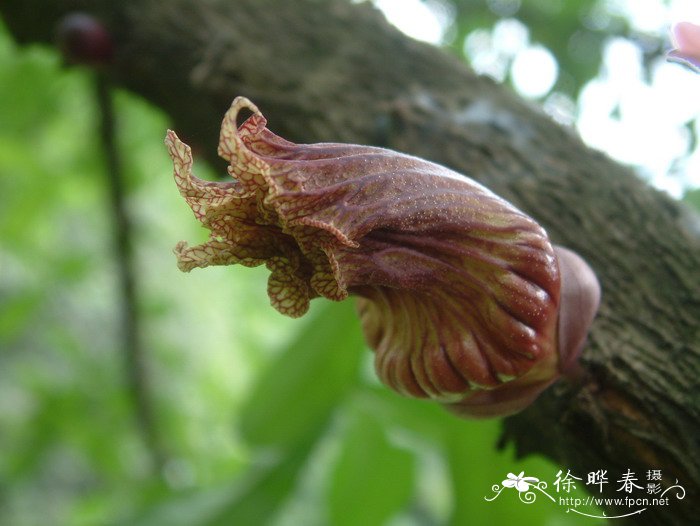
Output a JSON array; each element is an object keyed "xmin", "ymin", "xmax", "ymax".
[{"xmin": 95, "ymin": 74, "xmax": 165, "ymax": 473}]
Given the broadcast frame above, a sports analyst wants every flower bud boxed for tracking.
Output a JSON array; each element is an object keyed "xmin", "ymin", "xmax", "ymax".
[
  {"xmin": 166, "ymin": 97, "xmax": 599, "ymax": 417},
  {"xmin": 55, "ymin": 13, "xmax": 114, "ymax": 67}
]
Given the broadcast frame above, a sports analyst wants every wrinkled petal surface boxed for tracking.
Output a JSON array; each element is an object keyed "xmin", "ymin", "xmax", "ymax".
[{"xmin": 166, "ymin": 97, "xmax": 561, "ymax": 412}]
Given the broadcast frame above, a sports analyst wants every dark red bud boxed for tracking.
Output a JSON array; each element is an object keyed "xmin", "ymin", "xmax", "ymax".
[{"xmin": 56, "ymin": 13, "xmax": 114, "ymax": 67}]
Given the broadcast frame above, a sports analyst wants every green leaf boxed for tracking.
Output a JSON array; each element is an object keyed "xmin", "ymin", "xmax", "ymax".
[
  {"xmin": 206, "ymin": 440, "xmax": 315, "ymax": 526},
  {"xmin": 352, "ymin": 386, "xmax": 448, "ymax": 443},
  {"xmin": 121, "ymin": 438, "xmax": 315, "ymax": 526},
  {"xmin": 0, "ymin": 290, "xmax": 42, "ymax": 344},
  {"xmin": 444, "ymin": 419, "xmax": 516, "ymax": 526},
  {"xmin": 328, "ymin": 410, "xmax": 415, "ymax": 526},
  {"xmin": 238, "ymin": 300, "xmax": 365, "ymax": 449}
]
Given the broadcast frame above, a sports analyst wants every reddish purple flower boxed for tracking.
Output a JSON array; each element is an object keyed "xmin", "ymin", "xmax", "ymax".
[
  {"xmin": 165, "ymin": 97, "xmax": 599, "ymax": 417},
  {"xmin": 668, "ymin": 21, "xmax": 700, "ymax": 72}
]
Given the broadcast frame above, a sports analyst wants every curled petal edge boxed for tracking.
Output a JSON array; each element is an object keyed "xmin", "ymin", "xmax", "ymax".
[{"xmin": 165, "ymin": 96, "xmax": 600, "ymax": 417}]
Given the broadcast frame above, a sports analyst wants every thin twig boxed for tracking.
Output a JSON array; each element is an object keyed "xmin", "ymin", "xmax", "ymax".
[{"xmin": 95, "ymin": 74, "xmax": 166, "ymax": 473}]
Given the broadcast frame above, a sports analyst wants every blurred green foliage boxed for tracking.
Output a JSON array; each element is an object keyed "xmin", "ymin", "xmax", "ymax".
[{"xmin": 0, "ymin": 1, "xmax": 698, "ymax": 525}]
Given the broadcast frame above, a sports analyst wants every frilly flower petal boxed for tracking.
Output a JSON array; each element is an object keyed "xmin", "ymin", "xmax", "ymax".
[{"xmin": 166, "ymin": 97, "xmax": 567, "ymax": 415}]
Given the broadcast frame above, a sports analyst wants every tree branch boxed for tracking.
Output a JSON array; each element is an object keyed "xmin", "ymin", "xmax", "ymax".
[{"xmin": 2, "ymin": 1, "xmax": 699, "ymax": 523}]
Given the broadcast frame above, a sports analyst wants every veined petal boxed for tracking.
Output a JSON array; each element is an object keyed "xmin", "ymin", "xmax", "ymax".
[{"xmin": 166, "ymin": 97, "xmax": 568, "ymax": 416}]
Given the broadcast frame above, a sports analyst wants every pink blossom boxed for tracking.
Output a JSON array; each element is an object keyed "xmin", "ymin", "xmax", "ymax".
[{"xmin": 668, "ymin": 22, "xmax": 700, "ymax": 72}]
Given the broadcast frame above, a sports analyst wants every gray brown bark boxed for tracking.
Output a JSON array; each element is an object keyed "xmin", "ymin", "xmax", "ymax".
[{"xmin": 2, "ymin": 1, "xmax": 699, "ymax": 524}]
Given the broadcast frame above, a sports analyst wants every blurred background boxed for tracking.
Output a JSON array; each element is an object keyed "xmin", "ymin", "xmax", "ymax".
[{"xmin": 0, "ymin": 1, "xmax": 698, "ymax": 525}]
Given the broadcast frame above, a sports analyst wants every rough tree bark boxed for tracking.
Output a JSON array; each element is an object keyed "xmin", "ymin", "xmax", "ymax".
[{"xmin": 2, "ymin": 1, "xmax": 699, "ymax": 524}]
